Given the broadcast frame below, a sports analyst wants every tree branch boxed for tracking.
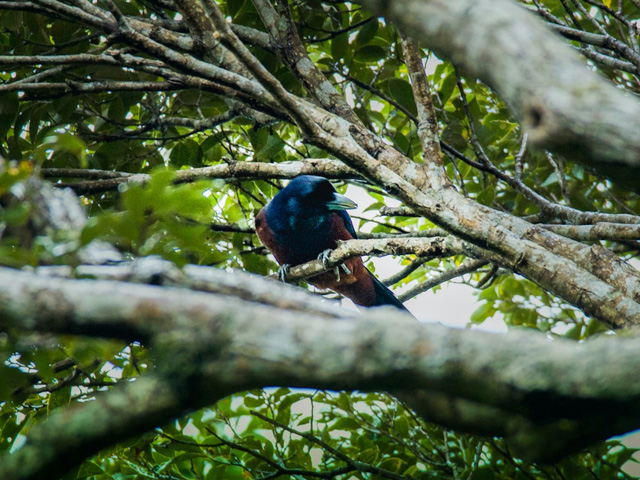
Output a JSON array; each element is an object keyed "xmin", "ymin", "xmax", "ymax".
[
  {"xmin": 401, "ymin": 35, "xmax": 448, "ymax": 189},
  {"xmin": 0, "ymin": 375, "xmax": 183, "ymax": 480},
  {"xmin": 398, "ymin": 259, "xmax": 489, "ymax": 302},
  {"xmin": 35, "ymin": 256, "xmax": 355, "ymax": 319},
  {"xmin": 3, "ymin": 265, "xmax": 640, "ymax": 478},
  {"xmin": 278, "ymin": 236, "xmax": 461, "ymax": 284},
  {"xmin": 42, "ymin": 160, "xmax": 361, "ymax": 194},
  {"xmin": 357, "ymin": 0, "xmax": 640, "ymax": 174}
]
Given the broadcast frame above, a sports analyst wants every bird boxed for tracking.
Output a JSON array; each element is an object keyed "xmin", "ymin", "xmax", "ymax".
[{"xmin": 255, "ymin": 175, "xmax": 408, "ymax": 311}]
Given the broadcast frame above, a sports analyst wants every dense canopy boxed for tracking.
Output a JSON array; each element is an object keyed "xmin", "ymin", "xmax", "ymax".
[{"xmin": 2, "ymin": 1, "xmax": 640, "ymax": 479}]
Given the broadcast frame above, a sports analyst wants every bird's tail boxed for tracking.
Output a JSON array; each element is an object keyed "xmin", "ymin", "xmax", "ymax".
[{"xmin": 369, "ymin": 270, "xmax": 410, "ymax": 312}]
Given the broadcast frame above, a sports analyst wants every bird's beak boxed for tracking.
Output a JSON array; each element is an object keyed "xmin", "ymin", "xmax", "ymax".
[{"xmin": 326, "ymin": 192, "xmax": 357, "ymax": 210}]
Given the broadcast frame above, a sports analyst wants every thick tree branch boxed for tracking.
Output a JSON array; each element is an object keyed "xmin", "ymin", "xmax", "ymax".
[
  {"xmin": 303, "ymin": 105, "xmax": 640, "ymax": 328},
  {"xmin": 35, "ymin": 256, "xmax": 354, "ymax": 319},
  {"xmin": 3, "ymin": 265, "xmax": 640, "ymax": 479},
  {"xmin": 35, "ymin": 164, "xmax": 640, "ymax": 331},
  {"xmin": 358, "ymin": 0, "xmax": 640, "ymax": 175},
  {"xmin": 0, "ymin": 80, "xmax": 184, "ymax": 94},
  {"xmin": 1, "ymin": 375, "xmax": 183, "ymax": 480},
  {"xmin": 540, "ymin": 223, "xmax": 640, "ymax": 241}
]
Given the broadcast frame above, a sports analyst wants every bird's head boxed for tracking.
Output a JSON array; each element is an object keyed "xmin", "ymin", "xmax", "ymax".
[
  {"xmin": 278, "ymin": 175, "xmax": 357, "ymax": 216},
  {"xmin": 277, "ymin": 175, "xmax": 357, "ymax": 216}
]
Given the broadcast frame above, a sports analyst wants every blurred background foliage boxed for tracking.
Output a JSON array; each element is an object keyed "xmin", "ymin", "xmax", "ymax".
[{"xmin": 1, "ymin": 0, "xmax": 640, "ymax": 478}]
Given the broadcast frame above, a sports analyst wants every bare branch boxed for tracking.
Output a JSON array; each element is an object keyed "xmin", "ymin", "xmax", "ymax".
[
  {"xmin": 36, "ymin": 256, "xmax": 352, "ymax": 319},
  {"xmin": 382, "ymin": 256, "xmax": 432, "ymax": 286},
  {"xmin": 42, "ymin": 160, "xmax": 361, "ymax": 194},
  {"xmin": 255, "ymin": 0, "xmax": 362, "ymax": 125},
  {"xmin": 398, "ymin": 259, "xmax": 489, "ymax": 302},
  {"xmin": 203, "ymin": 0, "xmax": 319, "ymax": 133},
  {"xmin": 401, "ymin": 35, "xmax": 448, "ymax": 188},
  {"xmin": 279, "ymin": 236, "xmax": 462, "ymax": 284}
]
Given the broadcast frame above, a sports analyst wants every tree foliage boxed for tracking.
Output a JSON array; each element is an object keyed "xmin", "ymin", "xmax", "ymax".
[{"xmin": 1, "ymin": 0, "xmax": 640, "ymax": 479}]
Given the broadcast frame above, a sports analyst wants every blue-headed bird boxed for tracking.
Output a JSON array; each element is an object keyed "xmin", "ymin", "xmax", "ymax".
[{"xmin": 255, "ymin": 175, "xmax": 408, "ymax": 311}]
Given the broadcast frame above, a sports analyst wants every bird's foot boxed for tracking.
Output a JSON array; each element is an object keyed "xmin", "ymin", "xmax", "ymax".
[
  {"xmin": 277, "ymin": 264, "xmax": 291, "ymax": 283},
  {"xmin": 334, "ymin": 263, "xmax": 351, "ymax": 283},
  {"xmin": 318, "ymin": 249, "xmax": 333, "ymax": 267},
  {"xmin": 317, "ymin": 249, "xmax": 351, "ymax": 283}
]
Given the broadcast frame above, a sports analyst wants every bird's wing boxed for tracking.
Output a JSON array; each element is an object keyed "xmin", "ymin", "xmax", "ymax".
[
  {"xmin": 255, "ymin": 208, "xmax": 288, "ymax": 264},
  {"xmin": 336, "ymin": 210, "xmax": 357, "ymax": 239}
]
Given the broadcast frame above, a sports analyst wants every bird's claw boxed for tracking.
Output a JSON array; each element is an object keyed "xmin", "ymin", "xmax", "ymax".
[
  {"xmin": 333, "ymin": 263, "xmax": 352, "ymax": 283},
  {"xmin": 277, "ymin": 264, "xmax": 291, "ymax": 283},
  {"xmin": 318, "ymin": 249, "xmax": 332, "ymax": 267},
  {"xmin": 317, "ymin": 249, "xmax": 351, "ymax": 283}
]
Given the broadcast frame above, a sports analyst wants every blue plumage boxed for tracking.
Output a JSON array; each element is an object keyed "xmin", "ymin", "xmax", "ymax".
[{"xmin": 255, "ymin": 176, "xmax": 408, "ymax": 312}]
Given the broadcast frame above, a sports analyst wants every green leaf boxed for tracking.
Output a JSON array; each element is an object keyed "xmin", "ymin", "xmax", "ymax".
[
  {"xmin": 394, "ymin": 416, "xmax": 410, "ymax": 437},
  {"xmin": 255, "ymin": 133, "xmax": 285, "ymax": 161},
  {"xmin": 358, "ymin": 447, "xmax": 379, "ymax": 464},
  {"xmin": 465, "ymin": 465, "xmax": 496, "ymax": 480},
  {"xmin": 354, "ymin": 45, "xmax": 386, "ymax": 63},
  {"xmin": 1, "ymin": 11, "xmax": 23, "ymax": 32},
  {"xmin": 331, "ymin": 33, "xmax": 349, "ymax": 62},
  {"xmin": 0, "ymin": 93, "xmax": 19, "ymax": 139},
  {"xmin": 40, "ymin": 133, "xmax": 88, "ymax": 168},
  {"xmin": 356, "ymin": 19, "xmax": 378, "ymax": 45},
  {"xmin": 76, "ymin": 461, "xmax": 106, "ymax": 478},
  {"xmin": 47, "ymin": 386, "xmax": 71, "ymax": 414},
  {"xmin": 329, "ymin": 417, "xmax": 361, "ymax": 431},
  {"xmin": 379, "ymin": 457, "xmax": 404, "ymax": 472},
  {"xmin": 243, "ymin": 394, "xmax": 264, "ymax": 408},
  {"xmin": 170, "ymin": 140, "xmax": 201, "ymax": 167},
  {"xmin": 0, "ymin": 202, "xmax": 30, "ymax": 227},
  {"xmin": 470, "ymin": 302, "xmax": 495, "ymax": 324},
  {"xmin": 563, "ymin": 324, "xmax": 583, "ymax": 340},
  {"xmin": 388, "ymin": 78, "xmax": 417, "ymax": 116},
  {"xmin": 477, "ymin": 187, "xmax": 495, "ymax": 206}
]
